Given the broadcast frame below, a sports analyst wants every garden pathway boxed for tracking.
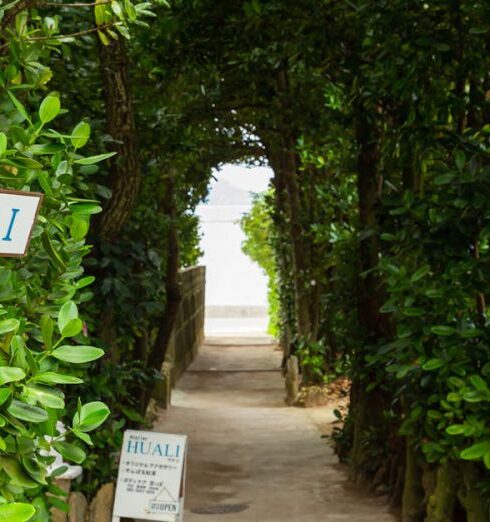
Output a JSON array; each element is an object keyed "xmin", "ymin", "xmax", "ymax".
[{"xmin": 152, "ymin": 336, "xmax": 398, "ymax": 522}]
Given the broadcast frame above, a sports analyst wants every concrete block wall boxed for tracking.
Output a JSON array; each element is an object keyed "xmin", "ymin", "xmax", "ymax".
[{"xmin": 156, "ymin": 266, "xmax": 205, "ymax": 407}]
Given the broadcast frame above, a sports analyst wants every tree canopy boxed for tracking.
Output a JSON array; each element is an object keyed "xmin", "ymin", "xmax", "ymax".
[{"xmin": 0, "ymin": 0, "xmax": 489, "ymax": 520}]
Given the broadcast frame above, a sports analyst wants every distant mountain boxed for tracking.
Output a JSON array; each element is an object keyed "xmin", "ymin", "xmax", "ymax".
[{"xmin": 207, "ymin": 179, "xmax": 251, "ymax": 205}]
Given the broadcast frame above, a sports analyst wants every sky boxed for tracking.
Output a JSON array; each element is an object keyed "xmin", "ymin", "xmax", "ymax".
[{"xmin": 210, "ymin": 164, "xmax": 273, "ymax": 192}]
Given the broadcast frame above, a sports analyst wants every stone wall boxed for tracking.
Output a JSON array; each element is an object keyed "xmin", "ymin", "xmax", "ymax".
[{"xmin": 154, "ymin": 265, "xmax": 205, "ymax": 407}]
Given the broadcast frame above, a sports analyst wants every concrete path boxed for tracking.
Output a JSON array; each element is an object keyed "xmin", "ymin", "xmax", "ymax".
[{"xmin": 152, "ymin": 337, "xmax": 398, "ymax": 522}]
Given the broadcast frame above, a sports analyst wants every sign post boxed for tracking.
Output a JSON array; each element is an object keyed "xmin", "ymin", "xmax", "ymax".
[
  {"xmin": 113, "ymin": 430, "xmax": 188, "ymax": 522},
  {"xmin": 0, "ymin": 189, "xmax": 43, "ymax": 257}
]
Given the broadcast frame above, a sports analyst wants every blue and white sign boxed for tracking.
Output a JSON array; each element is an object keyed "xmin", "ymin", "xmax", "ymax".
[
  {"xmin": 113, "ymin": 430, "xmax": 187, "ymax": 522},
  {"xmin": 0, "ymin": 189, "xmax": 43, "ymax": 257}
]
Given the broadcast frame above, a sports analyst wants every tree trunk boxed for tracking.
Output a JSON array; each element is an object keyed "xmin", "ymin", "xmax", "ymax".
[
  {"xmin": 349, "ymin": 107, "xmax": 389, "ymax": 477},
  {"xmin": 273, "ymin": 68, "xmax": 315, "ymax": 343},
  {"xmin": 98, "ymin": 39, "xmax": 141, "ymax": 241},
  {"xmin": 142, "ymin": 176, "xmax": 182, "ymax": 414}
]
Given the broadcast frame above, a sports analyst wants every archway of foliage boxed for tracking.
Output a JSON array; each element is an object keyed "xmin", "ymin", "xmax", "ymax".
[{"xmin": 0, "ymin": 0, "xmax": 489, "ymax": 521}]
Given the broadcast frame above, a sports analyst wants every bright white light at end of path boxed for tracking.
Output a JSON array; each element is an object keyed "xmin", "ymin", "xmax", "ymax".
[{"xmin": 211, "ymin": 164, "xmax": 273, "ymax": 193}]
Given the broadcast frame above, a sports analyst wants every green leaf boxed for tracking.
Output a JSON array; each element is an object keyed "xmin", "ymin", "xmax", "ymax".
[
  {"xmin": 0, "ymin": 457, "xmax": 38, "ymax": 488},
  {"xmin": 73, "ymin": 401, "xmax": 110, "ymax": 432},
  {"xmin": 430, "ymin": 326, "xmax": 456, "ymax": 336},
  {"xmin": 7, "ymin": 400, "xmax": 48, "ymax": 423},
  {"xmin": 0, "ymin": 388, "xmax": 12, "ymax": 405},
  {"xmin": 61, "ymin": 318, "xmax": 83, "ymax": 338},
  {"xmin": 0, "ymin": 132, "xmax": 7, "ymax": 158},
  {"xmin": 460, "ymin": 440, "xmax": 490, "ymax": 460},
  {"xmin": 27, "ymin": 143, "xmax": 65, "ymax": 155},
  {"xmin": 455, "ymin": 150, "xmax": 465, "ymax": 171},
  {"xmin": 71, "ymin": 121, "xmax": 91, "ymax": 150},
  {"xmin": 40, "ymin": 315, "xmax": 53, "ymax": 350},
  {"xmin": 0, "ymin": 503, "xmax": 35, "ymax": 522},
  {"xmin": 7, "ymin": 91, "xmax": 30, "ymax": 123},
  {"xmin": 24, "ymin": 385, "xmax": 65, "ymax": 409},
  {"xmin": 422, "ymin": 358, "xmax": 445, "ymax": 371},
  {"xmin": 434, "ymin": 173, "xmax": 455, "ymax": 185},
  {"xmin": 469, "ymin": 375, "xmax": 488, "ymax": 391},
  {"xmin": 0, "ymin": 366, "xmax": 25, "ymax": 385},
  {"xmin": 58, "ymin": 301, "xmax": 78, "ymax": 334},
  {"xmin": 448, "ymin": 376, "xmax": 465, "ymax": 388},
  {"xmin": 72, "ymin": 427, "xmax": 92, "ymax": 445},
  {"xmin": 484, "ymin": 452, "xmax": 490, "ymax": 470},
  {"xmin": 70, "ymin": 203, "xmax": 103, "ymax": 215},
  {"xmin": 0, "ymin": 318, "xmax": 20, "ymax": 335},
  {"xmin": 74, "ymin": 152, "xmax": 116, "ymax": 165},
  {"xmin": 32, "ymin": 372, "xmax": 83, "ymax": 385},
  {"xmin": 70, "ymin": 216, "xmax": 90, "ymax": 240},
  {"xmin": 76, "ymin": 276, "xmax": 95, "ymax": 290},
  {"xmin": 39, "ymin": 93, "xmax": 61, "ymax": 124},
  {"xmin": 446, "ymin": 424, "xmax": 465, "ymax": 435},
  {"xmin": 447, "ymin": 392, "xmax": 461, "ymax": 402},
  {"xmin": 403, "ymin": 307, "xmax": 424, "ymax": 317},
  {"xmin": 42, "ymin": 231, "xmax": 66, "ymax": 272},
  {"xmin": 411, "ymin": 265, "xmax": 430, "ymax": 283},
  {"xmin": 51, "ymin": 345, "xmax": 104, "ymax": 364},
  {"xmin": 53, "ymin": 442, "xmax": 86, "ymax": 464}
]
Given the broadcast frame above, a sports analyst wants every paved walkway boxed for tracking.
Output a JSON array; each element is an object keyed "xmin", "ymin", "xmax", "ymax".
[{"xmin": 152, "ymin": 337, "xmax": 398, "ymax": 521}]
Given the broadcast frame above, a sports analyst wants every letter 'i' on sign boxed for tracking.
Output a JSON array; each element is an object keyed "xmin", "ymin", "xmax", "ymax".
[
  {"xmin": 0, "ymin": 189, "xmax": 43, "ymax": 257},
  {"xmin": 113, "ymin": 430, "xmax": 188, "ymax": 522}
]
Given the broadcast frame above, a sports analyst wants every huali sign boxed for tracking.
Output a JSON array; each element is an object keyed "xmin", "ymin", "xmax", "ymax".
[
  {"xmin": 0, "ymin": 189, "xmax": 43, "ymax": 257},
  {"xmin": 113, "ymin": 430, "xmax": 188, "ymax": 522}
]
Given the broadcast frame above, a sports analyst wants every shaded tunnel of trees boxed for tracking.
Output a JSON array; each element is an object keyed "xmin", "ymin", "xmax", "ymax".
[{"xmin": 0, "ymin": 0, "xmax": 489, "ymax": 521}]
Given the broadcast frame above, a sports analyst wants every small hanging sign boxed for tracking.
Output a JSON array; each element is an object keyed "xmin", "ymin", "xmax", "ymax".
[
  {"xmin": 0, "ymin": 189, "xmax": 43, "ymax": 258},
  {"xmin": 113, "ymin": 430, "xmax": 188, "ymax": 522}
]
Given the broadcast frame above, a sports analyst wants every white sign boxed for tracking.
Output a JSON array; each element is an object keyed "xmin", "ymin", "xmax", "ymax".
[
  {"xmin": 113, "ymin": 430, "xmax": 187, "ymax": 522},
  {"xmin": 0, "ymin": 189, "xmax": 43, "ymax": 257}
]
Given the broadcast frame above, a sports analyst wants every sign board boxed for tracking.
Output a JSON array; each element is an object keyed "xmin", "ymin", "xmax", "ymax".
[
  {"xmin": 0, "ymin": 189, "xmax": 43, "ymax": 257},
  {"xmin": 113, "ymin": 430, "xmax": 187, "ymax": 522}
]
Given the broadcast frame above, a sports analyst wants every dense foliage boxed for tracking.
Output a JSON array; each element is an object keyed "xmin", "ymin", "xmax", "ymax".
[{"xmin": 1, "ymin": 0, "xmax": 489, "ymax": 521}]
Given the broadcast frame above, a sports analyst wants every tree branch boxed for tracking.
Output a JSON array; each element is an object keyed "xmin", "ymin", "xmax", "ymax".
[
  {"xmin": 25, "ymin": 22, "xmax": 116, "ymax": 41},
  {"xmin": 41, "ymin": 0, "xmax": 111, "ymax": 7},
  {"xmin": 1, "ymin": 0, "xmax": 37, "ymax": 30}
]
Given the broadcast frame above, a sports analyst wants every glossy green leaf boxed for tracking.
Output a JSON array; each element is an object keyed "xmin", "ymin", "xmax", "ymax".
[
  {"xmin": 0, "ymin": 503, "xmax": 35, "ymax": 522},
  {"xmin": 51, "ymin": 345, "xmax": 104, "ymax": 364},
  {"xmin": 58, "ymin": 301, "xmax": 78, "ymax": 334},
  {"xmin": 469, "ymin": 375, "xmax": 488, "ymax": 391},
  {"xmin": 411, "ymin": 265, "xmax": 430, "ymax": 283},
  {"xmin": 73, "ymin": 401, "xmax": 110, "ymax": 432},
  {"xmin": 422, "ymin": 358, "xmax": 445, "ymax": 371},
  {"xmin": 0, "ymin": 388, "xmax": 12, "ymax": 405},
  {"xmin": 0, "ymin": 132, "xmax": 7, "ymax": 158},
  {"xmin": 76, "ymin": 276, "xmax": 95, "ymax": 290},
  {"xmin": 0, "ymin": 318, "xmax": 20, "ymax": 335},
  {"xmin": 7, "ymin": 400, "xmax": 48, "ymax": 423},
  {"xmin": 24, "ymin": 385, "xmax": 65, "ymax": 409},
  {"xmin": 7, "ymin": 91, "xmax": 30, "ymax": 122},
  {"xmin": 0, "ymin": 457, "xmax": 38, "ymax": 488},
  {"xmin": 446, "ymin": 424, "xmax": 465, "ymax": 435},
  {"xmin": 61, "ymin": 318, "xmax": 83, "ymax": 338},
  {"xmin": 32, "ymin": 372, "xmax": 83, "ymax": 385},
  {"xmin": 74, "ymin": 151, "xmax": 116, "ymax": 165},
  {"xmin": 72, "ymin": 427, "xmax": 92, "ymax": 446},
  {"xmin": 53, "ymin": 441, "xmax": 86, "ymax": 464},
  {"xmin": 70, "ymin": 203, "xmax": 103, "ymax": 215},
  {"xmin": 39, "ymin": 93, "xmax": 61, "ymax": 123},
  {"xmin": 430, "ymin": 326, "xmax": 456, "ymax": 336},
  {"xmin": 40, "ymin": 315, "xmax": 53, "ymax": 350},
  {"xmin": 0, "ymin": 366, "xmax": 25, "ymax": 385},
  {"xmin": 71, "ymin": 121, "xmax": 91, "ymax": 149},
  {"xmin": 460, "ymin": 440, "xmax": 490, "ymax": 460}
]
